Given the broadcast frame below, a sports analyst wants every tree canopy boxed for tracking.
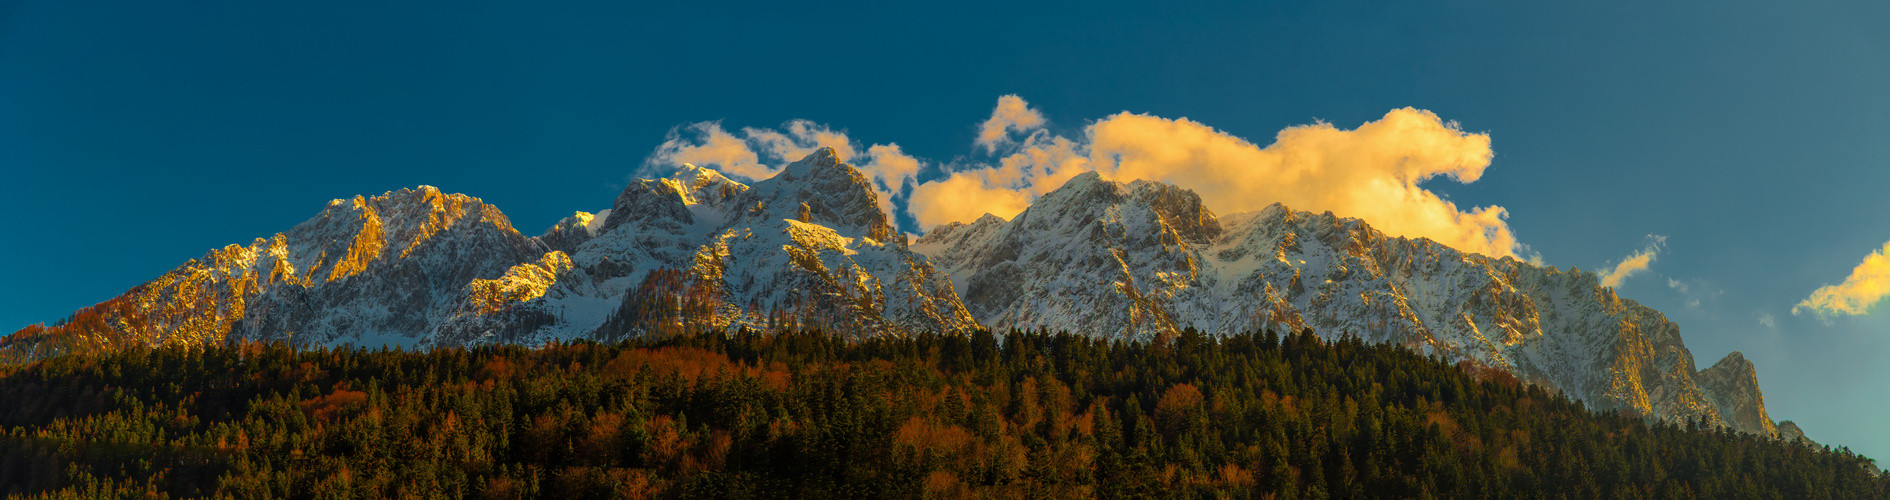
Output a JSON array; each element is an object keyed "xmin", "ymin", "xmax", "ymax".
[{"xmin": 0, "ymin": 328, "xmax": 1881, "ymax": 499}]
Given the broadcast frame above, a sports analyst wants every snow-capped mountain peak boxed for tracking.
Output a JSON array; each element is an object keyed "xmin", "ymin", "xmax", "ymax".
[
  {"xmin": 4, "ymin": 150, "xmax": 1781, "ymax": 439},
  {"xmin": 913, "ymin": 172, "xmax": 1778, "ymax": 437},
  {"xmin": 721, "ymin": 147, "xmax": 898, "ymax": 245}
]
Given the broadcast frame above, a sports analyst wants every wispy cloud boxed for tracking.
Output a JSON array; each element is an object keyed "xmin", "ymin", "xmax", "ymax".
[
  {"xmin": 1794, "ymin": 239, "xmax": 1890, "ymax": 317},
  {"xmin": 1598, "ymin": 235, "xmax": 1667, "ymax": 288},
  {"xmin": 1667, "ymin": 278, "xmax": 1689, "ymax": 293},
  {"xmin": 1662, "ymin": 276, "xmax": 1723, "ymax": 310}
]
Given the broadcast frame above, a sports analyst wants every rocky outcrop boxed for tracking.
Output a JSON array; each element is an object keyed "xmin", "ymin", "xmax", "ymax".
[
  {"xmin": 1777, "ymin": 420, "xmax": 1817, "ymax": 447},
  {"xmin": 1696, "ymin": 351, "xmax": 1778, "ymax": 437},
  {"xmin": 537, "ymin": 211, "xmax": 608, "ymax": 255}
]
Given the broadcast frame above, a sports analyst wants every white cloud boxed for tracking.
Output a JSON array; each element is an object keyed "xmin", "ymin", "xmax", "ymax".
[
  {"xmin": 1794, "ymin": 239, "xmax": 1890, "ymax": 317},
  {"xmin": 1758, "ymin": 313, "xmax": 1777, "ymax": 328},
  {"xmin": 1598, "ymin": 235, "xmax": 1668, "ymax": 289}
]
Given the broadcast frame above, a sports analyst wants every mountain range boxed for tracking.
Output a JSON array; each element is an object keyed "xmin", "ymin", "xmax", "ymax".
[{"xmin": 2, "ymin": 147, "xmax": 1786, "ymax": 439}]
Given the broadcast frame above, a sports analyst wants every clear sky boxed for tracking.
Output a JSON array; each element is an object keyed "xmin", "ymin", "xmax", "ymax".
[{"xmin": 3, "ymin": 1, "xmax": 1887, "ymax": 459}]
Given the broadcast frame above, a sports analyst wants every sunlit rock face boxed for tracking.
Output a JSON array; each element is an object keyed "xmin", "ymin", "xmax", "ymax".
[
  {"xmin": 1696, "ymin": 351, "xmax": 1778, "ymax": 438},
  {"xmin": 1, "ymin": 148, "xmax": 975, "ymax": 360},
  {"xmin": 916, "ymin": 173, "xmax": 1223, "ymax": 340},
  {"xmin": 234, "ymin": 187, "xmax": 548, "ymax": 346},
  {"xmin": 0, "ymin": 187, "xmax": 544, "ymax": 358},
  {"xmin": 914, "ymin": 172, "xmax": 1776, "ymax": 436}
]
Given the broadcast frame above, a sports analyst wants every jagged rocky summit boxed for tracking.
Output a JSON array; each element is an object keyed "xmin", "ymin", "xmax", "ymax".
[
  {"xmin": 4, "ymin": 148, "xmax": 974, "ymax": 359},
  {"xmin": 2, "ymin": 186, "xmax": 544, "ymax": 357},
  {"xmin": 433, "ymin": 148, "xmax": 975, "ymax": 344},
  {"xmin": 912, "ymin": 171, "xmax": 1778, "ymax": 438},
  {"xmin": 7, "ymin": 148, "xmax": 1780, "ymax": 438}
]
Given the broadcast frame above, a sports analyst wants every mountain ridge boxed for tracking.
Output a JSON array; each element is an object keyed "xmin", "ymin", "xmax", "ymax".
[
  {"xmin": 915, "ymin": 170, "xmax": 1775, "ymax": 437},
  {"xmin": 4, "ymin": 148, "xmax": 1785, "ymax": 439}
]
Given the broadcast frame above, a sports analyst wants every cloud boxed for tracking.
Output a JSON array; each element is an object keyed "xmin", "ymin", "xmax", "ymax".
[
  {"xmin": 1086, "ymin": 109, "xmax": 1513, "ymax": 257},
  {"xmin": 645, "ymin": 122, "xmax": 771, "ymax": 180},
  {"xmin": 1598, "ymin": 235, "xmax": 1667, "ymax": 288},
  {"xmin": 645, "ymin": 120, "xmax": 863, "ymax": 181},
  {"xmin": 1758, "ymin": 313, "xmax": 1777, "ymax": 328},
  {"xmin": 856, "ymin": 143, "xmax": 922, "ymax": 218},
  {"xmin": 913, "ymin": 97, "xmax": 1524, "ymax": 258},
  {"xmin": 907, "ymin": 169, "xmax": 1034, "ymax": 228},
  {"xmin": 1667, "ymin": 278, "xmax": 1689, "ymax": 293},
  {"xmin": 1794, "ymin": 239, "xmax": 1890, "ymax": 317},
  {"xmin": 909, "ymin": 131, "xmax": 1089, "ymax": 228},
  {"xmin": 648, "ymin": 96, "xmax": 1533, "ymax": 260},
  {"xmin": 746, "ymin": 120, "xmax": 857, "ymax": 165},
  {"xmin": 642, "ymin": 120, "xmax": 919, "ymax": 231},
  {"xmin": 975, "ymin": 95, "xmax": 1047, "ymax": 154},
  {"xmin": 1663, "ymin": 276, "xmax": 1721, "ymax": 310}
]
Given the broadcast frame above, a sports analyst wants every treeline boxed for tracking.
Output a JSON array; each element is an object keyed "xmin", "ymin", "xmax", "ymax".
[{"xmin": 0, "ymin": 329, "xmax": 1882, "ymax": 499}]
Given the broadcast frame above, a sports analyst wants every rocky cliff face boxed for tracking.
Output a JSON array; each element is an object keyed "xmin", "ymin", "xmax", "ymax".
[
  {"xmin": 913, "ymin": 171, "xmax": 1778, "ymax": 437},
  {"xmin": 1695, "ymin": 351, "xmax": 1777, "ymax": 438}
]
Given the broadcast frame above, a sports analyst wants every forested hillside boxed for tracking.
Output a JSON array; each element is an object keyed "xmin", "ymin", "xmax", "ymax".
[{"xmin": 0, "ymin": 329, "xmax": 1881, "ymax": 499}]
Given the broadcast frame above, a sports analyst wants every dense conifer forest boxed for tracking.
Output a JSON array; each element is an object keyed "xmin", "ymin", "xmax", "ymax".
[{"xmin": 0, "ymin": 328, "xmax": 1882, "ymax": 499}]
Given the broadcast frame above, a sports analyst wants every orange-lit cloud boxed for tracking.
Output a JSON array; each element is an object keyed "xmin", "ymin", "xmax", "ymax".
[
  {"xmin": 649, "ymin": 97, "xmax": 1539, "ymax": 259},
  {"xmin": 1598, "ymin": 235, "xmax": 1667, "ymax": 288},
  {"xmin": 644, "ymin": 120, "xmax": 918, "ymax": 231},
  {"xmin": 911, "ymin": 97, "xmax": 1526, "ymax": 258},
  {"xmin": 646, "ymin": 122, "xmax": 771, "ymax": 180},
  {"xmin": 1794, "ymin": 239, "xmax": 1890, "ymax": 317},
  {"xmin": 975, "ymin": 94, "xmax": 1047, "ymax": 154},
  {"xmin": 857, "ymin": 143, "xmax": 922, "ymax": 218},
  {"xmin": 907, "ymin": 171, "xmax": 1034, "ymax": 228},
  {"xmin": 747, "ymin": 120, "xmax": 858, "ymax": 165},
  {"xmin": 909, "ymin": 125, "xmax": 1089, "ymax": 228}
]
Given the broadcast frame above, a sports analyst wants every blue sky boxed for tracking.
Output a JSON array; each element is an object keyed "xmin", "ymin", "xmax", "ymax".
[{"xmin": 3, "ymin": 1, "xmax": 1887, "ymax": 458}]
